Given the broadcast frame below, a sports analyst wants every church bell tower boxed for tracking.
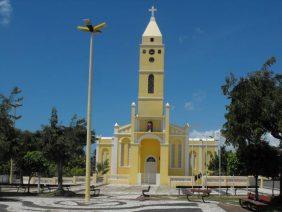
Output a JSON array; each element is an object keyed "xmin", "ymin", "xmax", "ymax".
[{"xmin": 138, "ymin": 6, "xmax": 164, "ymax": 118}]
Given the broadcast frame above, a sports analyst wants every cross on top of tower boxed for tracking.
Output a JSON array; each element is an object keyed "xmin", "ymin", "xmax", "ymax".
[{"xmin": 149, "ymin": 5, "xmax": 157, "ymax": 17}]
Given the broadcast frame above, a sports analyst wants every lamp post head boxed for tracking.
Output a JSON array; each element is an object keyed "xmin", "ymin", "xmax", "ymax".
[
  {"xmin": 77, "ymin": 19, "xmax": 106, "ymax": 33},
  {"xmin": 83, "ymin": 19, "xmax": 91, "ymax": 25}
]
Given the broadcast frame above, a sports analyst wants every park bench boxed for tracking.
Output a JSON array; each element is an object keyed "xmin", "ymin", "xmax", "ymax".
[
  {"xmin": 142, "ymin": 186, "xmax": 151, "ymax": 197},
  {"xmin": 232, "ymin": 185, "xmax": 256, "ymax": 195},
  {"xmin": 90, "ymin": 185, "xmax": 100, "ymax": 197},
  {"xmin": 239, "ymin": 192, "xmax": 272, "ymax": 211},
  {"xmin": 17, "ymin": 184, "xmax": 45, "ymax": 192},
  {"xmin": 181, "ymin": 188, "xmax": 211, "ymax": 203},
  {"xmin": 176, "ymin": 185, "xmax": 202, "ymax": 196},
  {"xmin": 0, "ymin": 183, "xmax": 71, "ymax": 193},
  {"xmin": 215, "ymin": 185, "xmax": 257, "ymax": 195},
  {"xmin": 42, "ymin": 184, "xmax": 71, "ymax": 192}
]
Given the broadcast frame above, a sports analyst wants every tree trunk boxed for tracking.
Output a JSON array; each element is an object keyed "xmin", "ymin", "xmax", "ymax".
[
  {"xmin": 20, "ymin": 170, "xmax": 23, "ymax": 184},
  {"xmin": 255, "ymin": 175, "xmax": 259, "ymax": 201},
  {"xmin": 280, "ymin": 174, "xmax": 282, "ymax": 201},
  {"xmin": 57, "ymin": 160, "xmax": 63, "ymax": 191},
  {"xmin": 27, "ymin": 175, "xmax": 31, "ymax": 193},
  {"xmin": 272, "ymin": 178, "xmax": 274, "ymax": 196}
]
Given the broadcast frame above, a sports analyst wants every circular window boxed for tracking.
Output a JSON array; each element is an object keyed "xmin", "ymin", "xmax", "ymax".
[
  {"xmin": 149, "ymin": 57, "xmax": 155, "ymax": 63},
  {"xmin": 149, "ymin": 49, "xmax": 155, "ymax": 55},
  {"xmin": 143, "ymin": 49, "xmax": 146, "ymax": 54}
]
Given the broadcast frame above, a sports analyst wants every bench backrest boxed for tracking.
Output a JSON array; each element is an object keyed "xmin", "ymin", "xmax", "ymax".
[
  {"xmin": 259, "ymin": 195, "xmax": 272, "ymax": 204},
  {"xmin": 247, "ymin": 192, "xmax": 272, "ymax": 203}
]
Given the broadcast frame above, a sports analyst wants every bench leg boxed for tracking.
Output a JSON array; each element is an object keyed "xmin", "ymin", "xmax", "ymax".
[
  {"xmin": 186, "ymin": 195, "xmax": 191, "ymax": 201},
  {"xmin": 202, "ymin": 196, "xmax": 206, "ymax": 203}
]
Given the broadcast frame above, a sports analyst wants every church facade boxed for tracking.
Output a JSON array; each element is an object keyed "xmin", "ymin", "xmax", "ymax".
[{"xmin": 96, "ymin": 7, "xmax": 218, "ymax": 186}]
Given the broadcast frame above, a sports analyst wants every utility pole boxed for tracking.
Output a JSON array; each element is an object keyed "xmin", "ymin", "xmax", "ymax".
[{"xmin": 77, "ymin": 19, "xmax": 106, "ymax": 203}]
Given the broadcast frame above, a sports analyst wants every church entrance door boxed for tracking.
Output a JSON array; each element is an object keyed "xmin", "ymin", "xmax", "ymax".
[{"xmin": 143, "ymin": 156, "xmax": 157, "ymax": 184}]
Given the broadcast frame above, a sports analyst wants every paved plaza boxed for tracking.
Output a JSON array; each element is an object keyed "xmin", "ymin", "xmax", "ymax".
[
  {"xmin": 1, "ymin": 184, "xmax": 277, "ymax": 211},
  {"xmin": 0, "ymin": 195, "xmax": 225, "ymax": 212}
]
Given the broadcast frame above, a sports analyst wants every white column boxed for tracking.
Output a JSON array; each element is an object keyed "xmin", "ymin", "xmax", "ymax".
[
  {"xmin": 156, "ymin": 174, "xmax": 160, "ymax": 186},
  {"xmin": 96, "ymin": 143, "xmax": 99, "ymax": 163},
  {"xmin": 184, "ymin": 123, "xmax": 190, "ymax": 176},
  {"xmin": 111, "ymin": 137, "xmax": 118, "ymax": 175},
  {"xmin": 198, "ymin": 142, "xmax": 203, "ymax": 175},
  {"xmin": 111, "ymin": 123, "xmax": 119, "ymax": 175},
  {"xmin": 165, "ymin": 103, "xmax": 170, "ymax": 144},
  {"xmin": 131, "ymin": 102, "xmax": 136, "ymax": 143}
]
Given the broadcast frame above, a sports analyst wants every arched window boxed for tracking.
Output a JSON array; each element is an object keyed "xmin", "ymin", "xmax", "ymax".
[
  {"xmin": 178, "ymin": 144, "xmax": 182, "ymax": 168},
  {"xmin": 148, "ymin": 74, "xmax": 154, "ymax": 93},
  {"xmin": 170, "ymin": 144, "xmax": 175, "ymax": 168},
  {"xmin": 120, "ymin": 139, "xmax": 130, "ymax": 167},
  {"xmin": 102, "ymin": 149, "xmax": 109, "ymax": 163},
  {"xmin": 190, "ymin": 151, "xmax": 196, "ymax": 174},
  {"xmin": 146, "ymin": 157, "xmax": 156, "ymax": 162}
]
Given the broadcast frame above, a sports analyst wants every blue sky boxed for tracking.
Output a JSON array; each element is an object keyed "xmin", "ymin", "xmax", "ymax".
[{"xmin": 0, "ymin": 0, "xmax": 282, "ymax": 143}]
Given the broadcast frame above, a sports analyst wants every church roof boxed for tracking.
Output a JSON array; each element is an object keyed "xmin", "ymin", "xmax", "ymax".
[{"xmin": 143, "ymin": 17, "xmax": 162, "ymax": 37}]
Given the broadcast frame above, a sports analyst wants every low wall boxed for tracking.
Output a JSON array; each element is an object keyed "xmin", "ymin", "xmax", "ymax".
[
  {"xmin": 107, "ymin": 175, "xmax": 130, "ymax": 185},
  {"xmin": 22, "ymin": 175, "xmax": 98, "ymax": 185},
  {"xmin": 169, "ymin": 176, "xmax": 256, "ymax": 188}
]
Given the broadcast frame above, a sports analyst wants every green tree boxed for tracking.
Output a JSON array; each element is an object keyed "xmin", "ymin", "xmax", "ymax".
[
  {"xmin": 96, "ymin": 159, "xmax": 110, "ymax": 176},
  {"xmin": 21, "ymin": 151, "xmax": 48, "ymax": 193},
  {"xmin": 227, "ymin": 152, "xmax": 242, "ymax": 176},
  {"xmin": 221, "ymin": 58, "xmax": 282, "ymax": 200},
  {"xmin": 0, "ymin": 87, "xmax": 23, "ymax": 183},
  {"xmin": 208, "ymin": 146, "xmax": 229, "ymax": 175},
  {"xmin": 41, "ymin": 108, "xmax": 90, "ymax": 193},
  {"xmin": 14, "ymin": 130, "xmax": 42, "ymax": 184}
]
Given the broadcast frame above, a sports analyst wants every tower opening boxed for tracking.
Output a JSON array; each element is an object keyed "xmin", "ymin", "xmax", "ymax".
[{"xmin": 148, "ymin": 74, "xmax": 154, "ymax": 93}]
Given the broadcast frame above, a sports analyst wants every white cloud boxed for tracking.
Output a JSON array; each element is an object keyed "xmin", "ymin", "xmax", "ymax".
[
  {"xmin": 178, "ymin": 35, "xmax": 188, "ymax": 44},
  {"xmin": 195, "ymin": 27, "xmax": 205, "ymax": 35},
  {"xmin": 190, "ymin": 129, "xmax": 220, "ymax": 139},
  {"xmin": 184, "ymin": 102, "xmax": 194, "ymax": 111},
  {"xmin": 184, "ymin": 90, "xmax": 206, "ymax": 111},
  {"xmin": 0, "ymin": 0, "xmax": 12, "ymax": 25},
  {"xmin": 192, "ymin": 90, "xmax": 206, "ymax": 102}
]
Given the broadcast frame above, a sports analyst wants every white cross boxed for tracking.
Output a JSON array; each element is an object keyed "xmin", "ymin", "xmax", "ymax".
[{"xmin": 149, "ymin": 6, "xmax": 157, "ymax": 17}]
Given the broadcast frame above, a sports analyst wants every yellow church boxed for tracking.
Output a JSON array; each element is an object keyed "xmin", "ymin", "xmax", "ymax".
[{"xmin": 97, "ymin": 6, "xmax": 218, "ymax": 186}]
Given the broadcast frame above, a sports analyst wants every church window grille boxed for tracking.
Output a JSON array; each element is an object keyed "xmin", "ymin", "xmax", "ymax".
[
  {"xmin": 150, "ymin": 38, "xmax": 154, "ymax": 42},
  {"xmin": 143, "ymin": 49, "xmax": 146, "ymax": 54},
  {"xmin": 158, "ymin": 49, "xmax": 161, "ymax": 54},
  {"xmin": 147, "ymin": 121, "xmax": 153, "ymax": 132},
  {"xmin": 178, "ymin": 144, "xmax": 182, "ymax": 168},
  {"xmin": 146, "ymin": 157, "xmax": 156, "ymax": 162},
  {"xmin": 170, "ymin": 144, "xmax": 175, "ymax": 168},
  {"xmin": 149, "ymin": 49, "xmax": 155, "ymax": 55},
  {"xmin": 148, "ymin": 74, "xmax": 154, "ymax": 93}
]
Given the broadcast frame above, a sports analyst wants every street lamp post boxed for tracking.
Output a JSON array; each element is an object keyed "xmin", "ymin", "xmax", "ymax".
[
  {"xmin": 205, "ymin": 139, "xmax": 208, "ymax": 188},
  {"xmin": 218, "ymin": 133, "xmax": 221, "ymax": 197},
  {"xmin": 77, "ymin": 19, "xmax": 106, "ymax": 203}
]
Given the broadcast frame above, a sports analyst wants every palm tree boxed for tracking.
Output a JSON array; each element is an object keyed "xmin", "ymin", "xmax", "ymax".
[{"xmin": 96, "ymin": 159, "xmax": 110, "ymax": 176}]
